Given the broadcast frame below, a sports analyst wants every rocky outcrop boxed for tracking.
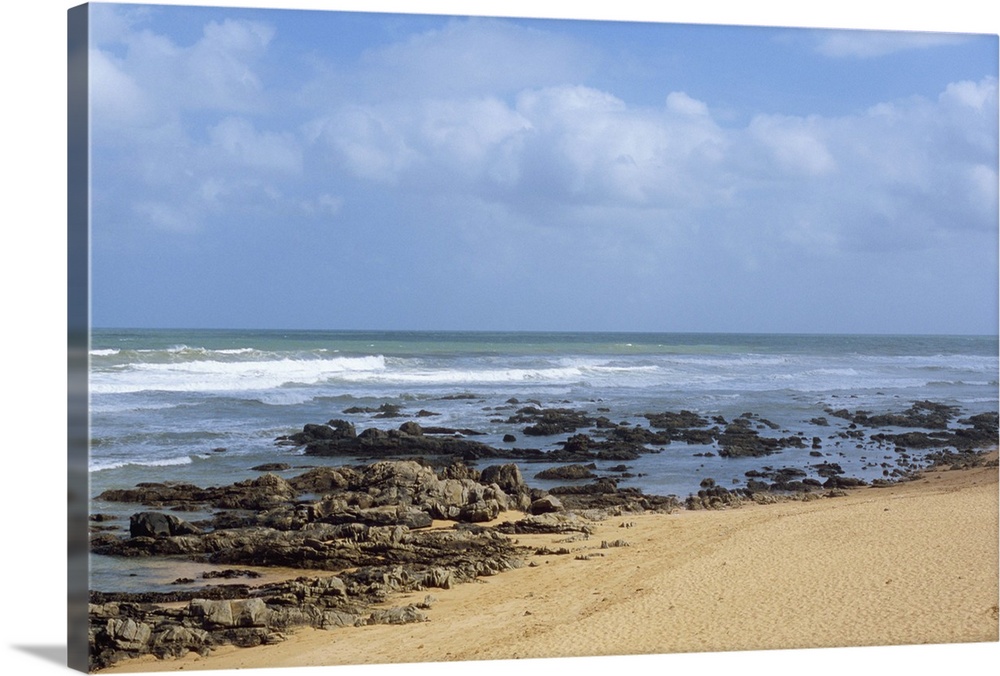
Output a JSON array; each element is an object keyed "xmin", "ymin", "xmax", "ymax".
[
  {"xmin": 827, "ymin": 400, "xmax": 960, "ymax": 430},
  {"xmin": 282, "ymin": 422, "xmax": 501, "ymax": 460},
  {"xmin": 505, "ymin": 406, "xmax": 598, "ymax": 436},
  {"xmin": 129, "ymin": 512, "xmax": 203, "ymax": 538},
  {"xmin": 534, "ymin": 463, "xmax": 598, "ymax": 481},
  {"xmin": 89, "ymin": 400, "xmax": 998, "ymax": 670},
  {"xmin": 868, "ymin": 409, "xmax": 999, "ymax": 451},
  {"xmin": 97, "ymin": 474, "xmax": 297, "ymax": 511},
  {"xmin": 717, "ymin": 416, "xmax": 806, "ymax": 458},
  {"xmin": 88, "ymin": 572, "xmax": 443, "ymax": 671},
  {"xmin": 548, "ymin": 478, "xmax": 682, "ymax": 514},
  {"xmin": 89, "ymin": 459, "xmax": 534, "ymax": 670}
]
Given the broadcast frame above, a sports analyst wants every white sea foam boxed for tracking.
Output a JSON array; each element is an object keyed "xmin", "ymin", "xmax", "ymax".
[
  {"xmin": 343, "ymin": 364, "xmax": 586, "ymax": 386},
  {"xmin": 90, "ymin": 455, "xmax": 195, "ymax": 472},
  {"xmin": 90, "ymin": 355, "xmax": 388, "ymax": 394},
  {"xmin": 91, "ymin": 348, "xmax": 999, "ymax": 398},
  {"xmin": 90, "ymin": 348, "xmax": 120, "ymax": 356}
]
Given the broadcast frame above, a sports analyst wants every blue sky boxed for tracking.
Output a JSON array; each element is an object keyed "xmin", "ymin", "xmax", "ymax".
[{"xmin": 86, "ymin": 1, "xmax": 999, "ymax": 334}]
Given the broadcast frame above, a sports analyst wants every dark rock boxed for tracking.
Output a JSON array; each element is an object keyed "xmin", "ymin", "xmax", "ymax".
[
  {"xmin": 480, "ymin": 464, "xmax": 528, "ymax": 497},
  {"xmin": 598, "ymin": 425, "xmax": 671, "ymax": 446},
  {"xmin": 88, "ymin": 470, "xmax": 529, "ymax": 668},
  {"xmin": 534, "ymin": 464, "xmax": 598, "ymax": 481},
  {"xmin": 129, "ymin": 512, "xmax": 203, "ymax": 538},
  {"xmin": 506, "ymin": 407, "xmax": 597, "ymax": 436},
  {"xmin": 398, "ymin": 421, "xmax": 423, "ymax": 436},
  {"xmin": 812, "ymin": 462, "xmax": 845, "ymax": 478},
  {"xmin": 643, "ymin": 410, "xmax": 709, "ymax": 430},
  {"xmin": 202, "ymin": 569, "xmax": 262, "ymax": 580},
  {"xmin": 419, "ymin": 426, "xmax": 487, "ymax": 436},
  {"xmin": 548, "ymin": 479, "xmax": 680, "ymax": 513},
  {"xmin": 528, "ymin": 495, "xmax": 563, "ymax": 514},
  {"xmin": 438, "ymin": 462, "xmax": 480, "ymax": 481},
  {"xmin": 717, "ymin": 418, "xmax": 803, "ymax": 458},
  {"xmin": 251, "ymin": 463, "xmax": 291, "ymax": 472},
  {"xmin": 686, "ymin": 484, "xmax": 745, "ymax": 510},
  {"xmin": 823, "ymin": 476, "xmax": 868, "ymax": 489}
]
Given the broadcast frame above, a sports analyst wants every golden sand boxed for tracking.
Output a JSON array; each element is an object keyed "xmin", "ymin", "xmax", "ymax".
[{"xmin": 100, "ymin": 453, "xmax": 998, "ymax": 673}]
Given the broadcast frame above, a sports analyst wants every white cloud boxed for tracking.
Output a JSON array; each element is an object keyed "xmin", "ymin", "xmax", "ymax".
[
  {"xmin": 208, "ymin": 117, "xmax": 303, "ymax": 174},
  {"xmin": 88, "ymin": 3, "xmax": 152, "ymax": 46},
  {"xmin": 316, "ymin": 105, "xmax": 419, "ymax": 182},
  {"xmin": 133, "ymin": 201, "xmax": 196, "ymax": 234},
  {"xmin": 666, "ymin": 91, "xmax": 709, "ymax": 117},
  {"xmin": 309, "ymin": 69, "xmax": 995, "ymax": 263},
  {"xmin": 91, "ymin": 6, "xmax": 996, "ymax": 275},
  {"xmin": 357, "ymin": 17, "xmax": 595, "ymax": 99},
  {"xmin": 181, "ymin": 19, "xmax": 275, "ymax": 108},
  {"xmin": 314, "ymin": 85, "xmax": 729, "ymax": 208},
  {"xmin": 88, "ymin": 47, "xmax": 151, "ymax": 129},
  {"xmin": 748, "ymin": 114, "xmax": 836, "ymax": 176},
  {"xmin": 816, "ymin": 30, "xmax": 970, "ymax": 58},
  {"xmin": 417, "ymin": 98, "xmax": 532, "ymax": 171},
  {"xmin": 94, "ymin": 13, "xmax": 275, "ymax": 117},
  {"xmin": 967, "ymin": 164, "xmax": 1000, "ymax": 212},
  {"xmin": 941, "ymin": 78, "xmax": 997, "ymax": 111}
]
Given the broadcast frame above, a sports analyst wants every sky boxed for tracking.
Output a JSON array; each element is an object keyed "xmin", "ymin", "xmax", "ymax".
[
  {"xmin": 1, "ymin": 4, "xmax": 998, "ymax": 676},
  {"xmin": 84, "ymin": 1, "xmax": 1000, "ymax": 334}
]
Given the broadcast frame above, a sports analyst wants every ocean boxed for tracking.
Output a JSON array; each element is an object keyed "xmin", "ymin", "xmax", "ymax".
[{"xmin": 87, "ymin": 329, "xmax": 998, "ymax": 591}]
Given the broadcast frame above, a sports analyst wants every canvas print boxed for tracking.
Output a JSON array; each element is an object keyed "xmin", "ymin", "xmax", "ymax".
[{"xmin": 69, "ymin": 2, "xmax": 999, "ymax": 673}]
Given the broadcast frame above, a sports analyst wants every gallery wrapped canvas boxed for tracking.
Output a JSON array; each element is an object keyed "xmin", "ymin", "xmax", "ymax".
[{"xmin": 66, "ymin": 2, "xmax": 998, "ymax": 674}]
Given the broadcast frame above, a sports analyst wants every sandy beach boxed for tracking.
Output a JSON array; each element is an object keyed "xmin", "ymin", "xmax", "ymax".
[{"xmin": 99, "ymin": 450, "xmax": 998, "ymax": 673}]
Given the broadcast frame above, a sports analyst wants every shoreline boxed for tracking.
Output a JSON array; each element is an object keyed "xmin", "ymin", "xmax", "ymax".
[{"xmin": 97, "ymin": 450, "xmax": 999, "ymax": 673}]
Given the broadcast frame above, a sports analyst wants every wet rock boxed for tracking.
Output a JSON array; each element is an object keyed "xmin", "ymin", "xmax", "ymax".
[
  {"xmin": 598, "ymin": 425, "xmax": 671, "ymax": 446},
  {"xmin": 508, "ymin": 407, "xmax": 597, "ymax": 436},
  {"xmin": 823, "ymin": 476, "xmax": 868, "ymax": 489},
  {"xmin": 202, "ymin": 569, "xmax": 262, "ymax": 580},
  {"xmin": 548, "ymin": 478, "xmax": 681, "ymax": 513},
  {"xmin": 289, "ymin": 423, "xmax": 501, "ymax": 460},
  {"xmin": 534, "ymin": 464, "xmax": 598, "ymax": 481},
  {"xmin": 686, "ymin": 484, "xmax": 745, "ymax": 510},
  {"xmin": 398, "ymin": 421, "xmax": 423, "ymax": 436},
  {"xmin": 861, "ymin": 401, "xmax": 960, "ymax": 429},
  {"xmin": 717, "ymin": 418, "xmax": 805, "ymax": 458},
  {"xmin": 129, "ymin": 512, "xmax": 203, "ymax": 538},
  {"xmin": 251, "ymin": 463, "xmax": 291, "ymax": 472},
  {"xmin": 643, "ymin": 410, "xmax": 709, "ymax": 430},
  {"xmin": 812, "ymin": 462, "xmax": 845, "ymax": 478}
]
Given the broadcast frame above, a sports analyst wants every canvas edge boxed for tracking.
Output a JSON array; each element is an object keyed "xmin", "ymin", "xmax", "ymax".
[{"xmin": 68, "ymin": 3, "xmax": 91, "ymax": 672}]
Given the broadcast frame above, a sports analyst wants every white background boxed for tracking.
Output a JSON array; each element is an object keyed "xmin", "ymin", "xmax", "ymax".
[{"xmin": 2, "ymin": 2, "xmax": 997, "ymax": 675}]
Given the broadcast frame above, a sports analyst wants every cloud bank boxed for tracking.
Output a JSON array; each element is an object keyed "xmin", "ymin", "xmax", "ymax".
[{"xmin": 88, "ymin": 8, "xmax": 998, "ymax": 333}]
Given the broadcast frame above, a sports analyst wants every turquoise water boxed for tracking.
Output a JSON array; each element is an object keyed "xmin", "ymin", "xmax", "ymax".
[{"xmin": 86, "ymin": 329, "xmax": 998, "ymax": 591}]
